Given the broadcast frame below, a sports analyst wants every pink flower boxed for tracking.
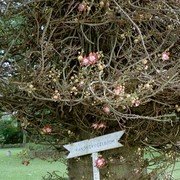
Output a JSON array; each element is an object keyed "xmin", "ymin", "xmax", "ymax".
[
  {"xmin": 88, "ymin": 52, "xmax": 98, "ymax": 65},
  {"xmin": 91, "ymin": 122, "xmax": 107, "ymax": 130},
  {"xmin": 78, "ymin": 3, "xmax": 86, "ymax": 12},
  {"xmin": 95, "ymin": 156, "xmax": 106, "ymax": 169},
  {"xmin": 162, "ymin": 52, "xmax": 170, "ymax": 61},
  {"xmin": 91, "ymin": 123, "xmax": 99, "ymax": 129},
  {"xmin": 98, "ymin": 122, "xmax": 106, "ymax": 129},
  {"xmin": 42, "ymin": 125, "xmax": 52, "ymax": 134},
  {"xmin": 81, "ymin": 56, "xmax": 89, "ymax": 66},
  {"xmin": 113, "ymin": 85, "xmax": 124, "ymax": 95},
  {"xmin": 79, "ymin": 52, "xmax": 100, "ymax": 66},
  {"xmin": 103, "ymin": 105, "xmax": 110, "ymax": 114}
]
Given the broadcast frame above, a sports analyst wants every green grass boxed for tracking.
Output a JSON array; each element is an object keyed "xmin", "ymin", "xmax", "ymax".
[
  {"xmin": 0, "ymin": 148, "xmax": 67, "ymax": 180},
  {"xmin": 145, "ymin": 150, "xmax": 180, "ymax": 179},
  {"xmin": 1, "ymin": 148, "xmax": 179, "ymax": 179}
]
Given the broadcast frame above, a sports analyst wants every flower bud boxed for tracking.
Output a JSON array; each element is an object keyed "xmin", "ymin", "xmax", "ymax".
[
  {"xmin": 162, "ymin": 51, "xmax": 170, "ymax": 61},
  {"xmin": 103, "ymin": 105, "xmax": 110, "ymax": 114}
]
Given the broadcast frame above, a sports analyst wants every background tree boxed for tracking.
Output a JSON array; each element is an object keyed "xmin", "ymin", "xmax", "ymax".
[
  {"xmin": 0, "ymin": 114, "xmax": 23, "ymax": 144},
  {"xmin": 0, "ymin": 0, "xmax": 180, "ymax": 179}
]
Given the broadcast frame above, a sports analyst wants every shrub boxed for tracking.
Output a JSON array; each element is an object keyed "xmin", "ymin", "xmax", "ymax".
[{"xmin": 0, "ymin": 118, "xmax": 23, "ymax": 144}]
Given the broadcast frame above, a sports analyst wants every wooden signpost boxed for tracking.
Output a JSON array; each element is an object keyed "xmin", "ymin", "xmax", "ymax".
[{"xmin": 64, "ymin": 130, "xmax": 125, "ymax": 180}]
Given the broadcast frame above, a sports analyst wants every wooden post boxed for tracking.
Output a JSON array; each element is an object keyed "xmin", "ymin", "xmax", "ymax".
[{"xmin": 92, "ymin": 152, "xmax": 100, "ymax": 180}]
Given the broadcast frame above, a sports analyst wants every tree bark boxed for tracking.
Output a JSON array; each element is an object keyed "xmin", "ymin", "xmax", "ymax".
[{"xmin": 68, "ymin": 146, "xmax": 146, "ymax": 180}]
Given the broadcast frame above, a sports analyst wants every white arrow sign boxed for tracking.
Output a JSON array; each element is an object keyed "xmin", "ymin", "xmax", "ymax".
[
  {"xmin": 64, "ymin": 131, "xmax": 125, "ymax": 159},
  {"xmin": 64, "ymin": 131, "xmax": 125, "ymax": 180}
]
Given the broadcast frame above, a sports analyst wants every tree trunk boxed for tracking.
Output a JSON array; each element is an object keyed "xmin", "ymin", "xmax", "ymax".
[{"xmin": 68, "ymin": 146, "xmax": 146, "ymax": 180}]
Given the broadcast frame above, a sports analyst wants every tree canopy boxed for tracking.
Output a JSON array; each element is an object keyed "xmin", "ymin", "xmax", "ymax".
[{"xmin": 0, "ymin": 0, "xmax": 180, "ymax": 177}]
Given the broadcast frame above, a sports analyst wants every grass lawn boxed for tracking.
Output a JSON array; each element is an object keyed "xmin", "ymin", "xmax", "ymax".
[
  {"xmin": 0, "ymin": 148, "xmax": 179, "ymax": 179},
  {"xmin": 144, "ymin": 151, "xmax": 180, "ymax": 180},
  {"xmin": 170, "ymin": 161, "xmax": 180, "ymax": 179},
  {"xmin": 0, "ymin": 148, "xmax": 67, "ymax": 180}
]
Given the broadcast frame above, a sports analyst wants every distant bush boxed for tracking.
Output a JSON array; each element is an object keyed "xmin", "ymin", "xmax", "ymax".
[
  {"xmin": 0, "ymin": 134, "xmax": 5, "ymax": 144},
  {"xmin": 0, "ymin": 118, "xmax": 23, "ymax": 144}
]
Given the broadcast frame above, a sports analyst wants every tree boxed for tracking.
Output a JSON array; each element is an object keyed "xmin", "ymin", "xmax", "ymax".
[{"xmin": 0, "ymin": 0, "xmax": 180, "ymax": 179}]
